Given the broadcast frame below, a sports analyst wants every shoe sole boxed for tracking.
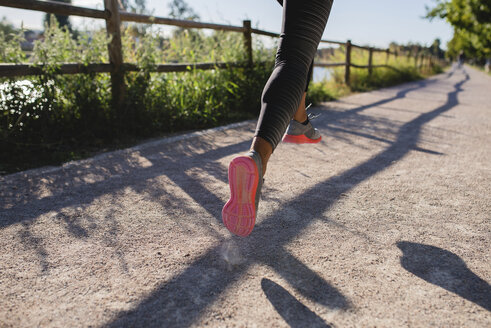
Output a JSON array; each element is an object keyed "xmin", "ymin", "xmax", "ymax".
[
  {"xmin": 222, "ymin": 156, "xmax": 259, "ymax": 237},
  {"xmin": 282, "ymin": 134, "xmax": 322, "ymax": 144}
]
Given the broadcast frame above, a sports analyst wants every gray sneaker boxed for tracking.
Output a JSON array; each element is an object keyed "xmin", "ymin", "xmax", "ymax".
[{"xmin": 283, "ymin": 116, "xmax": 322, "ymax": 144}]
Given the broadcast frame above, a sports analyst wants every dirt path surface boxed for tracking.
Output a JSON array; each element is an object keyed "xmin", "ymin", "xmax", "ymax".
[{"xmin": 1, "ymin": 66, "xmax": 490, "ymax": 328}]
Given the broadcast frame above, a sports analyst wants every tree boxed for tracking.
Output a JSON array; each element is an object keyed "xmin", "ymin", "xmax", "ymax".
[
  {"xmin": 168, "ymin": 0, "xmax": 200, "ymax": 21},
  {"xmin": 118, "ymin": 0, "xmax": 151, "ymax": 37},
  {"xmin": 430, "ymin": 39, "xmax": 445, "ymax": 59},
  {"xmin": 44, "ymin": 0, "xmax": 72, "ymax": 32},
  {"xmin": 119, "ymin": 0, "xmax": 148, "ymax": 14},
  {"xmin": 426, "ymin": 0, "xmax": 491, "ymax": 61},
  {"xmin": 0, "ymin": 16, "xmax": 17, "ymax": 40}
]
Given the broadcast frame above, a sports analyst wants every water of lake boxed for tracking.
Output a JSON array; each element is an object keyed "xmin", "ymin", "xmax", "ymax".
[{"xmin": 313, "ymin": 66, "xmax": 333, "ymax": 82}]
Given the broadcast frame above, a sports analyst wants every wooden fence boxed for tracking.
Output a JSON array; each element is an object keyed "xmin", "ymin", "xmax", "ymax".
[{"xmin": 0, "ymin": 0, "xmax": 439, "ymax": 111}]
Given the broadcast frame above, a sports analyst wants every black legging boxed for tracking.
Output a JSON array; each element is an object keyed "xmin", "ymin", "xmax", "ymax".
[
  {"xmin": 255, "ymin": 0, "xmax": 333, "ymax": 150},
  {"xmin": 277, "ymin": 0, "xmax": 314, "ymax": 93}
]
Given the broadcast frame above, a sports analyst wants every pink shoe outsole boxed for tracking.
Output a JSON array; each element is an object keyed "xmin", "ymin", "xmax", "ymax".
[
  {"xmin": 222, "ymin": 156, "xmax": 259, "ymax": 237},
  {"xmin": 283, "ymin": 134, "xmax": 322, "ymax": 144}
]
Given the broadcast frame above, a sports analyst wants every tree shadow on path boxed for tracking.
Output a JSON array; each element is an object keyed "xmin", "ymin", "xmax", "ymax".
[
  {"xmin": 105, "ymin": 70, "xmax": 470, "ymax": 327},
  {"xmin": 0, "ymin": 74, "xmax": 437, "ymax": 230},
  {"xmin": 397, "ymin": 241, "xmax": 491, "ymax": 311},
  {"xmin": 261, "ymin": 278, "xmax": 332, "ymax": 328}
]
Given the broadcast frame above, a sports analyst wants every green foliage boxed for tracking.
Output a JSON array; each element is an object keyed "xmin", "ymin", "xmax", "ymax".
[
  {"xmin": 120, "ymin": 0, "xmax": 149, "ymax": 14},
  {"xmin": 346, "ymin": 48, "xmax": 423, "ymax": 91},
  {"xmin": 306, "ymin": 82, "xmax": 337, "ymax": 106},
  {"xmin": 426, "ymin": 0, "xmax": 491, "ymax": 60},
  {"xmin": 44, "ymin": 0, "xmax": 72, "ymax": 32},
  {"xmin": 168, "ymin": 0, "xmax": 200, "ymax": 20},
  {"xmin": 0, "ymin": 30, "xmax": 26, "ymax": 63},
  {"xmin": 0, "ymin": 20, "xmax": 113, "ymax": 148},
  {"xmin": 0, "ymin": 16, "xmax": 17, "ymax": 38},
  {"xmin": 347, "ymin": 66, "xmax": 422, "ymax": 92},
  {"xmin": 118, "ymin": 26, "xmax": 272, "ymax": 134},
  {"xmin": 32, "ymin": 17, "xmax": 80, "ymax": 70},
  {"xmin": 315, "ymin": 46, "xmax": 439, "ymax": 95},
  {"xmin": 429, "ymin": 39, "xmax": 446, "ymax": 59},
  {"xmin": 0, "ymin": 21, "xmax": 273, "ymax": 173}
]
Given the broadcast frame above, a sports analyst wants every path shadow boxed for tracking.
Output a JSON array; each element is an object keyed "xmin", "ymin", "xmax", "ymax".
[
  {"xmin": 1, "ymin": 69, "xmax": 470, "ymax": 326},
  {"xmin": 0, "ymin": 75, "xmax": 437, "ymax": 230},
  {"xmin": 19, "ymin": 222, "xmax": 50, "ymax": 273},
  {"xmin": 326, "ymin": 126, "xmax": 444, "ymax": 155},
  {"xmin": 397, "ymin": 241, "xmax": 491, "ymax": 311},
  {"xmin": 105, "ymin": 70, "xmax": 469, "ymax": 327},
  {"xmin": 261, "ymin": 248, "xmax": 349, "ymax": 309},
  {"xmin": 0, "ymin": 73, "xmax": 444, "ymax": 276},
  {"xmin": 261, "ymin": 278, "xmax": 332, "ymax": 328},
  {"xmin": 319, "ymin": 78, "xmax": 437, "ymax": 124},
  {"xmin": 0, "ymin": 137, "xmax": 251, "ymax": 229}
]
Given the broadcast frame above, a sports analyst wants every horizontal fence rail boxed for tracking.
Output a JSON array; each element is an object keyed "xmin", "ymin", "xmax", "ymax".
[
  {"xmin": 119, "ymin": 12, "xmax": 245, "ymax": 33},
  {"xmin": 0, "ymin": 63, "xmax": 112, "ymax": 76},
  {"xmin": 251, "ymin": 28, "xmax": 278, "ymax": 38},
  {"xmin": 0, "ymin": 0, "xmax": 443, "ymax": 110},
  {"xmin": 0, "ymin": 62, "xmax": 246, "ymax": 77},
  {"xmin": 0, "ymin": 0, "xmax": 108, "ymax": 19},
  {"xmin": 350, "ymin": 64, "xmax": 389, "ymax": 69},
  {"xmin": 314, "ymin": 62, "xmax": 346, "ymax": 68}
]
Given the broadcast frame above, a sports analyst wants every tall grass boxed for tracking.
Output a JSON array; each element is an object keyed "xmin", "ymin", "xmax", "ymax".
[
  {"xmin": 309, "ymin": 46, "xmax": 444, "ymax": 101},
  {"xmin": 0, "ymin": 20, "xmax": 273, "ymax": 173}
]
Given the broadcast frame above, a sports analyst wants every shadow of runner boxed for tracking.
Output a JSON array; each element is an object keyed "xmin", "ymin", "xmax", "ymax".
[
  {"xmin": 261, "ymin": 278, "xmax": 332, "ymax": 328},
  {"xmin": 104, "ymin": 70, "xmax": 468, "ymax": 327},
  {"xmin": 397, "ymin": 241, "xmax": 491, "ymax": 311}
]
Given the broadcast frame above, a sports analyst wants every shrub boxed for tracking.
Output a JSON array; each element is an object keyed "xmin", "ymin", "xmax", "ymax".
[{"xmin": 0, "ymin": 20, "xmax": 273, "ymax": 172}]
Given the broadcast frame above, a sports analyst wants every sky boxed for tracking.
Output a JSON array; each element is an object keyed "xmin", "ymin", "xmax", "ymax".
[{"xmin": 1, "ymin": 0, "xmax": 453, "ymax": 49}]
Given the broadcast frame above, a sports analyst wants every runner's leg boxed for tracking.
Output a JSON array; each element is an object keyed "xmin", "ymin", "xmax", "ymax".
[{"xmin": 254, "ymin": 0, "xmax": 333, "ymax": 170}]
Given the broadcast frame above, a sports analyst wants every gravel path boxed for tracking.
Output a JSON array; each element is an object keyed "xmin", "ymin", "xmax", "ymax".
[{"xmin": 1, "ymin": 65, "xmax": 490, "ymax": 328}]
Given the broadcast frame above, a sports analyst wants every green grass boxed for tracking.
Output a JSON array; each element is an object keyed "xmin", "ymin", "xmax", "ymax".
[
  {"xmin": 307, "ymin": 47, "xmax": 445, "ymax": 104},
  {"xmin": 0, "ymin": 21, "xmax": 275, "ymax": 173}
]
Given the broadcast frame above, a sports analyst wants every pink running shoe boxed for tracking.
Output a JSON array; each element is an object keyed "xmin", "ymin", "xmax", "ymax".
[{"xmin": 222, "ymin": 151, "xmax": 263, "ymax": 237}]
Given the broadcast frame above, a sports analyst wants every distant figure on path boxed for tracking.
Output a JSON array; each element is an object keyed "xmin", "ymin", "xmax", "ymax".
[
  {"xmin": 222, "ymin": 0, "xmax": 334, "ymax": 236},
  {"xmin": 458, "ymin": 51, "xmax": 465, "ymax": 68}
]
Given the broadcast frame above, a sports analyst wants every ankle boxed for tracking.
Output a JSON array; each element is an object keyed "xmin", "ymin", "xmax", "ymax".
[
  {"xmin": 293, "ymin": 112, "xmax": 308, "ymax": 123},
  {"xmin": 250, "ymin": 137, "xmax": 272, "ymax": 176},
  {"xmin": 294, "ymin": 117, "xmax": 309, "ymax": 125}
]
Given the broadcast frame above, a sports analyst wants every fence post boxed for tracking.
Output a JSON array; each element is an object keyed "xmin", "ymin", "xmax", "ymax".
[
  {"xmin": 243, "ymin": 20, "xmax": 253, "ymax": 68},
  {"xmin": 386, "ymin": 49, "xmax": 389, "ymax": 64},
  {"xmin": 104, "ymin": 0, "xmax": 125, "ymax": 116},
  {"xmin": 345, "ymin": 39, "xmax": 351, "ymax": 86},
  {"xmin": 368, "ymin": 47, "xmax": 373, "ymax": 76}
]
